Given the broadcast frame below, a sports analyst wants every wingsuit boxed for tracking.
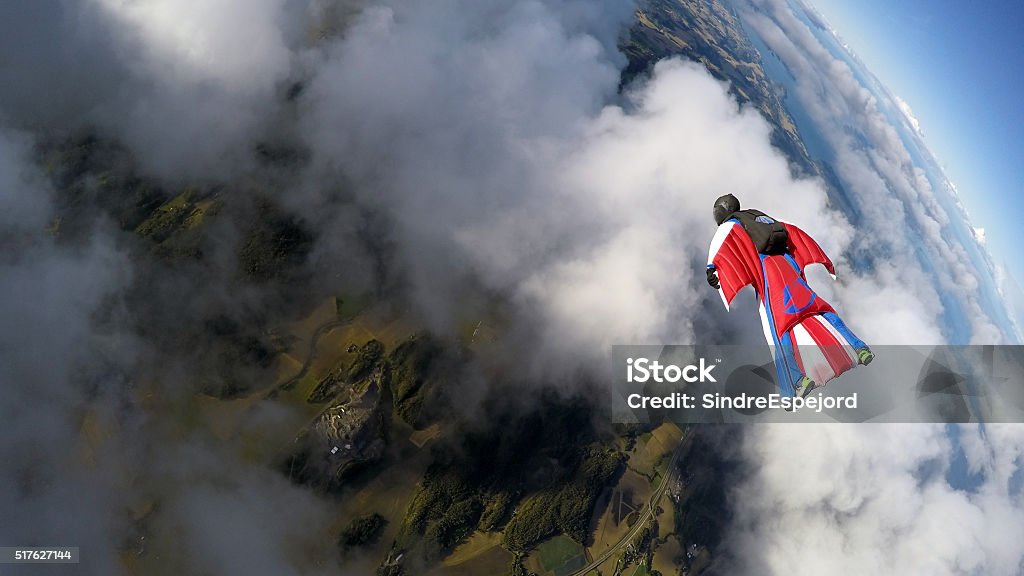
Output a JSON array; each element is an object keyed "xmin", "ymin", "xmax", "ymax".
[{"xmin": 706, "ymin": 194, "xmax": 873, "ymax": 398}]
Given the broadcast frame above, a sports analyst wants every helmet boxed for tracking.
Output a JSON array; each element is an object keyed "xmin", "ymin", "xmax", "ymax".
[{"xmin": 713, "ymin": 194, "xmax": 740, "ymax": 225}]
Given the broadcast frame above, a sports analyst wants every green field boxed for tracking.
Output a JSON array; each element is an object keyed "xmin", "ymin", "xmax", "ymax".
[
  {"xmin": 536, "ymin": 535, "xmax": 587, "ymax": 576},
  {"xmin": 335, "ymin": 292, "xmax": 373, "ymax": 319},
  {"xmin": 631, "ymin": 565, "xmax": 653, "ymax": 576}
]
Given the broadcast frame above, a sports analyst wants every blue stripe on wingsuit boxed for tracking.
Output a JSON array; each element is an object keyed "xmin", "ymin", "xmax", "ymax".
[
  {"xmin": 822, "ymin": 311, "xmax": 867, "ymax": 350},
  {"xmin": 783, "ymin": 279, "xmax": 817, "ymax": 314},
  {"xmin": 777, "ymin": 332, "xmax": 803, "ymax": 397},
  {"xmin": 760, "ymin": 253, "xmax": 798, "ymax": 396},
  {"xmin": 781, "ymin": 252, "xmax": 816, "ymax": 314},
  {"xmin": 783, "ymin": 253, "xmax": 801, "ymax": 272}
]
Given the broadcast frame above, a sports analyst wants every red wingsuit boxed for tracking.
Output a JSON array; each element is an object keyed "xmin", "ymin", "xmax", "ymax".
[{"xmin": 707, "ymin": 219, "xmax": 868, "ymax": 396}]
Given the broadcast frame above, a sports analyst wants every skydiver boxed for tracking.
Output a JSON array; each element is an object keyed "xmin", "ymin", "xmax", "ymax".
[{"xmin": 705, "ymin": 194, "xmax": 873, "ymax": 398}]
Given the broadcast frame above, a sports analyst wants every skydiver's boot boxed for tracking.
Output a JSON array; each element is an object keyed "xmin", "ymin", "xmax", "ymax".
[
  {"xmin": 856, "ymin": 347, "xmax": 874, "ymax": 366},
  {"xmin": 794, "ymin": 375, "xmax": 818, "ymax": 399}
]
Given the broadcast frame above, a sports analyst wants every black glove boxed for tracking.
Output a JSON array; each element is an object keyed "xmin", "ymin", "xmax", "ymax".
[{"xmin": 706, "ymin": 267, "xmax": 720, "ymax": 289}]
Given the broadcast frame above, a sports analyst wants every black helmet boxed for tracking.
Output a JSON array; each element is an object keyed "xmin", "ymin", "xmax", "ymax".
[{"xmin": 713, "ymin": 194, "xmax": 740, "ymax": 225}]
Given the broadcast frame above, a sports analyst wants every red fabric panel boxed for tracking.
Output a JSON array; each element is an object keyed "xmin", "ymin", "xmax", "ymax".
[
  {"xmin": 803, "ymin": 315, "xmax": 855, "ymax": 375},
  {"xmin": 784, "ymin": 224, "xmax": 835, "ymax": 276},
  {"xmin": 712, "ymin": 225, "xmax": 764, "ymax": 306},
  {"xmin": 762, "ymin": 254, "xmax": 835, "ymax": 336}
]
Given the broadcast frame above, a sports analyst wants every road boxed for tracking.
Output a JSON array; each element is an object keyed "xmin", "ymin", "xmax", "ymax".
[{"xmin": 569, "ymin": 431, "xmax": 689, "ymax": 576}]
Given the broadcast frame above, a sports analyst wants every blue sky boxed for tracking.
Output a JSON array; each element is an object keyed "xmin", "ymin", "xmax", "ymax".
[{"xmin": 810, "ymin": 0, "xmax": 1024, "ymax": 271}]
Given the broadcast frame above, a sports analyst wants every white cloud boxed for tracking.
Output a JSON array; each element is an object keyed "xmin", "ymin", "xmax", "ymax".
[
  {"xmin": 895, "ymin": 94, "xmax": 924, "ymax": 135},
  {"xmin": 79, "ymin": 0, "xmax": 310, "ymax": 180},
  {"xmin": 0, "ymin": 129, "xmax": 134, "ymax": 574},
  {"xmin": 719, "ymin": 424, "xmax": 1024, "ymax": 576}
]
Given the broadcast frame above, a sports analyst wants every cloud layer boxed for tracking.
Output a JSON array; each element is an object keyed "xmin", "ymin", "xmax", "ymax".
[
  {"xmin": 718, "ymin": 2, "xmax": 1024, "ymax": 574},
  {"xmin": 717, "ymin": 424, "xmax": 1024, "ymax": 576}
]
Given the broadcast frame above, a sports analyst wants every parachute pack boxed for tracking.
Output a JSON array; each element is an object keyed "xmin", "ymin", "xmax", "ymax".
[{"xmin": 731, "ymin": 209, "xmax": 789, "ymax": 255}]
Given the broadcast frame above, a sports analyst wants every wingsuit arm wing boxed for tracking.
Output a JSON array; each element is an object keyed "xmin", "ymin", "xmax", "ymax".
[
  {"xmin": 783, "ymin": 223, "xmax": 836, "ymax": 278},
  {"xmin": 707, "ymin": 221, "xmax": 761, "ymax": 310}
]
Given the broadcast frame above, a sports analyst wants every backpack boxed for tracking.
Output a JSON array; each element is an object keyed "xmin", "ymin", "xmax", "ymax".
[{"xmin": 732, "ymin": 209, "xmax": 789, "ymax": 255}]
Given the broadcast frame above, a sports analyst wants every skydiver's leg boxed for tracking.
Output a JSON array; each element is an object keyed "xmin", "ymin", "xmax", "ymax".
[
  {"xmin": 820, "ymin": 311, "xmax": 873, "ymax": 365},
  {"xmin": 821, "ymin": 311, "xmax": 867, "ymax": 350},
  {"xmin": 774, "ymin": 331, "xmax": 808, "ymax": 397}
]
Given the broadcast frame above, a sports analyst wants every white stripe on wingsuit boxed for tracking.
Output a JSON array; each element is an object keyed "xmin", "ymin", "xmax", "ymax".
[
  {"xmin": 758, "ymin": 303, "xmax": 773, "ymax": 346},
  {"xmin": 809, "ymin": 317, "xmax": 843, "ymax": 382},
  {"xmin": 707, "ymin": 222, "xmax": 737, "ymax": 265},
  {"xmin": 793, "ymin": 320, "xmax": 835, "ymax": 384}
]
